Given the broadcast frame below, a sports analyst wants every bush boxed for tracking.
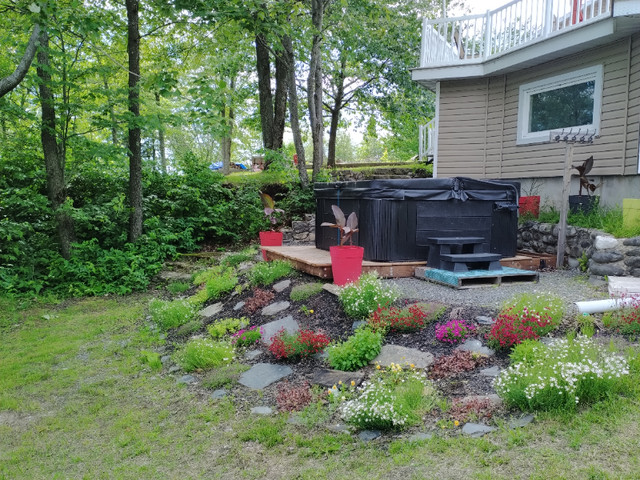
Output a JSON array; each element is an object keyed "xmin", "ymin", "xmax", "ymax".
[
  {"xmin": 220, "ymin": 247, "xmax": 258, "ymax": 269},
  {"xmin": 248, "ymin": 260, "xmax": 293, "ymax": 286},
  {"xmin": 174, "ymin": 338, "xmax": 234, "ymax": 372},
  {"xmin": 327, "ymin": 327, "xmax": 383, "ymax": 371},
  {"xmin": 494, "ymin": 336, "xmax": 630, "ymax": 411},
  {"xmin": 205, "ymin": 268, "xmax": 238, "ymax": 300},
  {"xmin": 208, "ymin": 317, "xmax": 249, "ymax": 339},
  {"xmin": 231, "ymin": 326, "xmax": 263, "ymax": 347},
  {"xmin": 602, "ymin": 297, "xmax": 640, "ymax": 337},
  {"xmin": 338, "ymin": 272, "xmax": 398, "ymax": 319},
  {"xmin": 367, "ymin": 303, "xmax": 434, "ymax": 334},
  {"xmin": 149, "ymin": 298, "xmax": 197, "ymax": 331},
  {"xmin": 435, "ymin": 319, "xmax": 476, "ymax": 344},
  {"xmin": 340, "ymin": 364, "xmax": 438, "ymax": 430},
  {"xmin": 290, "ymin": 282, "xmax": 324, "ymax": 302},
  {"xmin": 268, "ymin": 328, "xmax": 331, "ymax": 359}
]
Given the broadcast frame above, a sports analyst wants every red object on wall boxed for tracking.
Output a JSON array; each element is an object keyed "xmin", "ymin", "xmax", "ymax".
[
  {"xmin": 519, "ymin": 196, "xmax": 540, "ymax": 218},
  {"xmin": 259, "ymin": 231, "xmax": 283, "ymax": 261},
  {"xmin": 329, "ymin": 246, "xmax": 364, "ymax": 286}
]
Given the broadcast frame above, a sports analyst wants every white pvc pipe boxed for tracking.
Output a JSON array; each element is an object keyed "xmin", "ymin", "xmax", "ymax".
[{"xmin": 575, "ymin": 297, "xmax": 637, "ymax": 314}]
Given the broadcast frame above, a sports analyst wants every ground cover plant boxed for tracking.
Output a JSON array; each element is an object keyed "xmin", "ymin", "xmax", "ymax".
[
  {"xmin": 231, "ymin": 326, "xmax": 263, "ymax": 347},
  {"xmin": 173, "ymin": 338, "xmax": 235, "ymax": 372},
  {"xmin": 367, "ymin": 303, "xmax": 435, "ymax": 333},
  {"xmin": 243, "ymin": 288, "xmax": 275, "ymax": 313},
  {"xmin": 207, "ymin": 317, "xmax": 249, "ymax": 339},
  {"xmin": 602, "ymin": 296, "xmax": 640, "ymax": 337},
  {"xmin": 289, "ymin": 282, "xmax": 324, "ymax": 301},
  {"xmin": 338, "ymin": 272, "xmax": 399, "ymax": 319},
  {"xmin": 429, "ymin": 351, "xmax": 489, "ymax": 379},
  {"xmin": 149, "ymin": 298, "xmax": 197, "ymax": 331},
  {"xmin": 435, "ymin": 319, "xmax": 476, "ymax": 344},
  {"xmin": 268, "ymin": 328, "xmax": 331, "ymax": 359},
  {"xmin": 248, "ymin": 260, "xmax": 293, "ymax": 286},
  {"xmin": 327, "ymin": 327, "xmax": 383, "ymax": 371}
]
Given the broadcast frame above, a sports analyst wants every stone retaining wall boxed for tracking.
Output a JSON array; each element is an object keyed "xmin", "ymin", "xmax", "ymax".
[{"xmin": 282, "ymin": 214, "xmax": 315, "ymax": 244}]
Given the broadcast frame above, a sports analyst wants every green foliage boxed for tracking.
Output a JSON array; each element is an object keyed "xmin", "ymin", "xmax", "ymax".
[
  {"xmin": 149, "ymin": 298, "xmax": 197, "ymax": 332},
  {"xmin": 202, "ymin": 363, "xmax": 251, "ymax": 389},
  {"xmin": 220, "ymin": 247, "xmax": 258, "ymax": 269},
  {"xmin": 238, "ymin": 416, "xmax": 286, "ymax": 448},
  {"xmin": 174, "ymin": 319, "xmax": 203, "ymax": 338},
  {"xmin": 289, "ymin": 282, "xmax": 324, "ymax": 302},
  {"xmin": 203, "ymin": 267, "xmax": 238, "ymax": 300},
  {"xmin": 139, "ymin": 350, "xmax": 163, "ymax": 371},
  {"xmin": 174, "ymin": 338, "xmax": 234, "ymax": 372},
  {"xmin": 601, "ymin": 298, "xmax": 640, "ymax": 337},
  {"xmin": 338, "ymin": 272, "xmax": 399, "ymax": 319},
  {"xmin": 207, "ymin": 317, "xmax": 249, "ymax": 339},
  {"xmin": 495, "ymin": 336, "xmax": 630, "ymax": 412},
  {"xmin": 532, "ymin": 205, "xmax": 640, "ymax": 239},
  {"xmin": 327, "ymin": 327, "xmax": 383, "ymax": 372},
  {"xmin": 167, "ymin": 281, "xmax": 191, "ymax": 294},
  {"xmin": 247, "ymin": 260, "xmax": 293, "ymax": 286}
]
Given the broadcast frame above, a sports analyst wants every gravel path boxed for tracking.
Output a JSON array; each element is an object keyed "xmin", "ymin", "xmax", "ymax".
[{"xmin": 386, "ymin": 270, "xmax": 609, "ymax": 310}]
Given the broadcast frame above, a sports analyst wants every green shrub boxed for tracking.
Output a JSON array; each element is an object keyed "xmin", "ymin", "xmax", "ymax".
[
  {"xmin": 174, "ymin": 319, "xmax": 203, "ymax": 338},
  {"xmin": 338, "ymin": 272, "xmax": 399, "ymax": 319},
  {"xmin": 205, "ymin": 268, "xmax": 238, "ymax": 300},
  {"xmin": 502, "ymin": 292, "xmax": 565, "ymax": 326},
  {"xmin": 290, "ymin": 282, "xmax": 324, "ymax": 302},
  {"xmin": 167, "ymin": 281, "xmax": 191, "ymax": 294},
  {"xmin": 248, "ymin": 260, "xmax": 293, "ymax": 286},
  {"xmin": 139, "ymin": 350, "xmax": 163, "ymax": 371},
  {"xmin": 495, "ymin": 336, "xmax": 630, "ymax": 412},
  {"xmin": 220, "ymin": 247, "xmax": 258, "ymax": 269},
  {"xmin": 149, "ymin": 298, "xmax": 197, "ymax": 331},
  {"xmin": 174, "ymin": 338, "xmax": 234, "ymax": 372},
  {"xmin": 208, "ymin": 317, "xmax": 249, "ymax": 339},
  {"xmin": 187, "ymin": 287, "xmax": 209, "ymax": 307},
  {"xmin": 231, "ymin": 326, "xmax": 263, "ymax": 348},
  {"xmin": 327, "ymin": 327, "xmax": 383, "ymax": 371},
  {"xmin": 193, "ymin": 266, "xmax": 222, "ymax": 286},
  {"xmin": 202, "ymin": 363, "xmax": 251, "ymax": 389}
]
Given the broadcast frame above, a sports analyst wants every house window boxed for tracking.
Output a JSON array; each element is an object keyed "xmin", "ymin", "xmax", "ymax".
[{"xmin": 517, "ymin": 65, "xmax": 603, "ymax": 145}]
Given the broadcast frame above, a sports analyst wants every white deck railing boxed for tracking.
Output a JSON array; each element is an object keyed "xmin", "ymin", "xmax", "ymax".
[
  {"xmin": 419, "ymin": 119, "xmax": 436, "ymax": 162},
  {"xmin": 420, "ymin": 0, "xmax": 612, "ymax": 67}
]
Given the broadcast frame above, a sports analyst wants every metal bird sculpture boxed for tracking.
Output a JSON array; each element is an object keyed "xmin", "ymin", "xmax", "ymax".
[{"xmin": 573, "ymin": 156, "xmax": 600, "ymax": 196}]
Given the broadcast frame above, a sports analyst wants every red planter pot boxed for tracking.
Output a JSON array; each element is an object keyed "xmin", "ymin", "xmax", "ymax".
[
  {"xmin": 330, "ymin": 245, "xmax": 364, "ymax": 286},
  {"xmin": 259, "ymin": 231, "xmax": 283, "ymax": 261},
  {"xmin": 519, "ymin": 196, "xmax": 540, "ymax": 218}
]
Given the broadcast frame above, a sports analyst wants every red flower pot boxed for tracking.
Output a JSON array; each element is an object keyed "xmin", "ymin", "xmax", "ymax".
[
  {"xmin": 329, "ymin": 245, "xmax": 364, "ymax": 286},
  {"xmin": 259, "ymin": 231, "xmax": 283, "ymax": 261},
  {"xmin": 519, "ymin": 196, "xmax": 540, "ymax": 218}
]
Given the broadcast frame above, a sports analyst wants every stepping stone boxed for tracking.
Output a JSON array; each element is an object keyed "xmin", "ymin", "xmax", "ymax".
[
  {"xmin": 457, "ymin": 394, "xmax": 503, "ymax": 408},
  {"xmin": 250, "ymin": 406, "xmax": 273, "ymax": 415},
  {"xmin": 456, "ymin": 339, "xmax": 494, "ymax": 357},
  {"xmin": 211, "ymin": 389, "xmax": 228, "ymax": 399},
  {"xmin": 233, "ymin": 301, "xmax": 245, "ymax": 311},
  {"xmin": 177, "ymin": 374, "xmax": 198, "ymax": 385},
  {"xmin": 272, "ymin": 279, "xmax": 291, "ymax": 293},
  {"xmin": 462, "ymin": 423, "xmax": 496, "ymax": 437},
  {"xmin": 287, "ymin": 414, "xmax": 304, "ymax": 425},
  {"xmin": 352, "ymin": 321, "xmax": 366, "ymax": 331},
  {"xmin": 168, "ymin": 365, "xmax": 181, "ymax": 374},
  {"xmin": 480, "ymin": 366, "xmax": 501, "ymax": 377},
  {"xmin": 238, "ymin": 363, "xmax": 293, "ymax": 390},
  {"xmin": 313, "ymin": 350, "xmax": 328, "ymax": 361},
  {"xmin": 508, "ymin": 414, "xmax": 534, "ymax": 429},
  {"xmin": 323, "ymin": 284, "xmax": 341, "ymax": 296},
  {"xmin": 245, "ymin": 349, "xmax": 262, "ymax": 361},
  {"xmin": 261, "ymin": 301, "xmax": 290, "ymax": 316},
  {"xmin": 407, "ymin": 432, "xmax": 433, "ymax": 442},
  {"xmin": 326, "ymin": 423, "xmax": 350, "ymax": 434},
  {"xmin": 199, "ymin": 302, "xmax": 223, "ymax": 318},
  {"xmin": 261, "ymin": 315, "xmax": 299, "ymax": 346},
  {"xmin": 161, "ymin": 355, "xmax": 172, "ymax": 365},
  {"xmin": 358, "ymin": 430, "xmax": 381, "ymax": 442},
  {"xmin": 373, "ymin": 345, "xmax": 434, "ymax": 369},
  {"xmin": 475, "ymin": 315, "xmax": 495, "ymax": 325},
  {"xmin": 311, "ymin": 368, "xmax": 365, "ymax": 388}
]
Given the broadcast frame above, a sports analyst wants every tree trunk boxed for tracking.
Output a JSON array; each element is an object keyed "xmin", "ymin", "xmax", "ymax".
[
  {"xmin": 126, "ymin": 0, "xmax": 143, "ymax": 242},
  {"xmin": 308, "ymin": 0, "xmax": 327, "ymax": 181},
  {"xmin": 255, "ymin": 33, "xmax": 274, "ymax": 150},
  {"xmin": 282, "ymin": 35, "xmax": 308, "ymax": 187},
  {"xmin": 327, "ymin": 54, "xmax": 346, "ymax": 169},
  {"xmin": 0, "ymin": 23, "xmax": 40, "ymax": 98},
  {"xmin": 155, "ymin": 92, "xmax": 166, "ymax": 173},
  {"xmin": 272, "ymin": 50, "xmax": 288, "ymax": 151},
  {"xmin": 36, "ymin": 28, "xmax": 74, "ymax": 260}
]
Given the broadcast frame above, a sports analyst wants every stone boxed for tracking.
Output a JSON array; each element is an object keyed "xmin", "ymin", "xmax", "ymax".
[
  {"xmin": 261, "ymin": 301, "xmax": 290, "ymax": 316},
  {"xmin": 168, "ymin": 365, "xmax": 181, "ymax": 373},
  {"xmin": 567, "ymin": 257, "xmax": 580, "ymax": 269},
  {"xmin": 449, "ymin": 307, "xmax": 465, "ymax": 320},
  {"xmin": 161, "ymin": 355, "xmax": 172, "ymax": 365},
  {"xmin": 199, "ymin": 302, "xmax": 223, "ymax": 318},
  {"xmin": 177, "ymin": 374, "xmax": 198, "ymax": 385},
  {"xmin": 358, "ymin": 430, "xmax": 381, "ymax": 442},
  {"xmin": 624, "ymin": 257, "xmax": 640, "ymax": 268},
  {"xmin": 457, "ymin": 394, "xmax": 503, "ymax": 408},
  {"xmin": 238, "ymin": 363, "xmax": 293, "ymax": 389},
  {"xmin": 326, "ymin": 423, "xmax": 350, "ymax": 434},
  {"xmin": 233, "ymin": 301, "xmax": 245, "ymax": 311},
  {"xmin": 352, "ymin": 321, "xmax": 366, "ymax": 331},
  {"xmin": 211, "ymin": 389, "xmax": 228, "ymax": 399},
  {"xmin": 508, "ymin": 414, "xmax": 534, "ymax": 429},
  {"xmin": 304, "ymin": 214, "xmax": 315, "ymax": 222},
  {"xmin": 245, "ymin": 349, "xmax": 262, "ymax": 361},
  {"xmin": 250, "ymin": 406, "xmax": 273, "ymax": 415},
  {"xmin": 627, "ymin": 248, "xmax": 640, "ymax": 257},
  {"xmin": 588, "ymin": 277, "xmax": 608, "ymax": 288},
  {"xmin": 323, "ymin": 283, "xmax": 341, "ymax": 296},
  {"xmin": 538, "ymin": 223, "xmax": 553, "ymax": 234},
  {"xmin": 623, "ymin": 236, "xmax": 640, "ymax": 247},
  {"xmin": 260, "ymin": 315, "xmax": 299, "ymax": 346},
  {"xmin": 286, "ymin": 414, "xmax": 304, "ymax": 425},
  {"xmin": 480, "ymin": 366, "xmax": 501, "ymax": 377},
  {"xmin": 475, "ymin": 315, "xmax": 495, "ymax": 325},
  {"xmin": 591, "ymin": 251, "xmax": 624, "ymax": 263},
  {"xmin": 407, "ymin": 432, "xmax": 433, "ymax": 442},
  {"xmin": 632, "ymin": 269, "xmax": 640, "ymax": 277},
  {"xmin": 373, "ymin": 345, "xmax": 434, "ymax": 369},
  {"xmin": 456, "ymin": 339, "xmax": 495, "ymax": 357},
  {"xmin": 272, "ymin": 279, "xmax": 291, "ymax": 293},
  {"xmin": 594, "ymin": 235, "xmax": 618, "ymax": 250},
  {"xmin": 313, "ymin": 350, "xmax": 329, "ymax": 361},
  {"xmin": 462, "ymin": 423, "xmax": 496, "ymax": 437},
  {"xmin": 311, "ymin": 368, "xmax": 365, "ymax": 388},
  {"xmin": 589, "ymin": 263, "xmax": 625, "ymax": 277},
  {"xmin": 159, "ymin": 271, "xmax": 192, "ymax": 281}
]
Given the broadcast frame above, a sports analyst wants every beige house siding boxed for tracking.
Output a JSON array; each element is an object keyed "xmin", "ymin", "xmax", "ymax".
[{"xmin": 436, "ymin": 33, "xmax": 640, "ymax": 179}]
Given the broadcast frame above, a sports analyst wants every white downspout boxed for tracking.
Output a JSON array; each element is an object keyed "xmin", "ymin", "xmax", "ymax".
[{"xmin": 575, "ymin": 297, "xmax": 638, "ymax": 314}]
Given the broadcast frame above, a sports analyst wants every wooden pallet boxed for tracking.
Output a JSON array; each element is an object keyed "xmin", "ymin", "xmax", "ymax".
[
  {"xmin": 415, "ymin": 266, "xmax": 539, "ymax": 289},
  {"xmin": 262, "ymin": 246, "xmax": 426, "ymax": 279},
  {"xmin": 500, "ymin": 252, "xmax": 556, "ymax": 271}
]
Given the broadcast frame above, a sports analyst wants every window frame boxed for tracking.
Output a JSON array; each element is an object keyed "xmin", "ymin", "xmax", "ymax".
[{"xmin": 516, "ymin": 65, "xmax": 603, "ymax": 145}]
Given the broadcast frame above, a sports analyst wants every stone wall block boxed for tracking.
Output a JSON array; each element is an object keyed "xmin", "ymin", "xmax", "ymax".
[
  {"xmin": 624, "ymin": 257, "xmax": 640, "ymax": 268},
  {"xmin": 594, "ymin": 236, "xmax": 619, "ymax": 250},
  {"xmin": 589, "ymin": 262, "xmax": 626, "ymax": 276},
  {"xmin": 630, "ymin": 268, "xmax": 640, "ymax": 277},
  {"xmin": 623, "ymin": 236, "xmax": 640, "ymax": 247},
  {"xmin": 591, "ymin": 251, "xmax": 624, "ymax": 263},
  {"xmin": 626, "ymin": 248, "xmax": 640, "ymax": 257}
]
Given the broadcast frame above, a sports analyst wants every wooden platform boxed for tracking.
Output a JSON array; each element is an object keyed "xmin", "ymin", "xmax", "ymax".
[
  {"xmin": 415, "ymin": 266, "xmax": 539, "ymax": 289},
  {"xmin": 500, "ymin": 252, "xmax": 556, "ymax": 271},
  {"xmin": 262, "ymin": 246, "xmax": 426, "ymax": 279}
]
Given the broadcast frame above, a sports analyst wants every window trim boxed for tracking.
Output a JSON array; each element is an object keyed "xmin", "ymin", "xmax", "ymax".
[{"xmin": 516, "ymin": 65, "xmax": 603, "ymax": 145}]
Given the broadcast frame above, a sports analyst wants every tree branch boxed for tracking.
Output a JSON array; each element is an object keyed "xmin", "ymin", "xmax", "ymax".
[{"xmin": 0, "ymin": 23, "xmax": 40, "ymax": 97}]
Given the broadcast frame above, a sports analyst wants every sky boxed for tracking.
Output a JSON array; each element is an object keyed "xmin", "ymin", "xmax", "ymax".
[{"xmin": 453, "ymin": 0, "xmax": 514, "ymax": 15}]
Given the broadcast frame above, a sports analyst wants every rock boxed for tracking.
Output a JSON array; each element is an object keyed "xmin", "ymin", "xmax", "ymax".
[
  {"xmin": 627, "ymin": 248, "xmax": 640, "ymax": 257},
  {"xmin": 233, "ymin": 301, "xmax": 245, "ymax": 311},
  {"xmin": 168, "ymin": 365, "xmax": 181, "ymax": 373},
  {"xmin": 161, "ymin": 355, "xmax": 172, "ymax": 365},
  {"xmin": 407, "ymin": 432, "xmax": 433, "ymax": 442},
  {"xmin": 624, "ymin": 257, "xmax": 640, "ymax": 268},
  {"xmin": 594, "ymin": 235, "xmax": 618, "ymax": 250},
  {"xmin": 538, "ymin": 223, "xmax": 553, "ymax": 234},
  {"xmin": 211, "ymin": 389, "xmax": 228, "ymax": 399},
  {"xmin": 323, "ymin": 283, "xmax": 341, "ymax": 296},
  {"xmin": 238, "ymin": 363, "xmax": 293, "ymax": 390},
  {"xmin": 632, "ymin": 269, "xmax": 640, "ymax": 277},
  {"xmin": 177, "ymin": 374, "xmax": 198, "ymax": 385},
  {"xmin": 261, "ymin": 301, "xmax": 290, "ymax": 316},
  {"xmin": 508, "ymin": 414, "xmax": 534, "ymax": 429},
  {"xmin": 449, "ymin": 307, "xmax": 465, "ymax": 320},
  {"xmin": 159, "ymin": 271, "xmax": 192, "ymax": 281},
  {"xmin": 260, "ymin": 315, "xmax": 299, "ymax": 346},
  {"xmin": 475, "ymin": 315, "xmax": 495, "ymax": 325},
  {"xmin": 373, "ymin": 345, "xmax": 434, "ymax": 369},
  {"xmin": 567, "ymin": 257, "xmax": 580, "ymax": 269},
  {"xmin": 623, "ymin": 237, "xmax": 640, "ymax": 247},
  {"xmin": 591, "ymin": 251, "xmax": 624, "ymax": 263},
  {"xmin": 456, "ymin": 339, "xmax": 495, "ymax": 357},
  {"xmin": 589, "ymin": 263, "xmax": 625, "ymax": 277},
  {"xmin": 462, "ymin": 423, "xmax": 496, "ymax": 437},
  {"xmin": 199, "ymin": 302, "xmax": 223, "ymax": 318},
  {"xmin": 272, "ymin": 280, "xmax": 291, "ymax": 293},
  {"xmin": 457, "ymin": 394, "xmax": 503, "ymax": 408},
  {"xmin": 479, "ymin": 366, "xmax": 501, "ymax": 377},
  {"xmin": 250, "ymin": 406, "xmax": 273, "ymax": 415},
  {"xmin": 326, "ymin": 423, "xmax": 350, "ymax": 434},
  {"xmin": 311, "ymin": 368, "xmax": 365, "ymax": 388},
  {"xmin": 352, "ymin": 321, "xmax": 366, "ymax": 331},
  {"xmin": 358, "ymin": 430, "xmax": 381, "ymax": 442},
  {"xmin": 286, "ymin": 414, "xmax": 304, "ymax": 425},
  {"xmin": 244, "ymin": 349, "xmax": 262, "ymax": 361}
]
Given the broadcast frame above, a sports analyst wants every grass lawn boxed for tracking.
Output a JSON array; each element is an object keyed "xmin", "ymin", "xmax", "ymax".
[{"xmin": 1, "ymin": 295, "xmax": 640, "ymax": 479}]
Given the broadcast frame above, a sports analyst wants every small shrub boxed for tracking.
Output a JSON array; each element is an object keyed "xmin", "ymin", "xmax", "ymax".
[
  {"xmin": 494, "ymin": 336, "xmax": 630, "ymax": 411},
  {"xmin": 202, "ymin": 363, "xmax": 251, "ymax": 389},
  {"xmin": 174, "ymin": 319, "xmax": 203, "ymax": 338},
  {"xmin": 193, "ymin": 266, "xmax": 222, "ymax": 286},
  {"xmin": 503, "ymin": 292, "xmax": 565, "ymax": 326},
  {"xmin": 290, "ymin": 282, "xmax": 324, "ymax": 302},
  {"xmin": 167, "ymin": 281, "xmax": 190, "ymax": 294},
  {"xmin": 149, "ymin": 298, "xmax": 197, "ymax": 331},
  {"xmin": 367, "ymin": 303, "xmax": 433, "ymax": 333},
  {"xmin": 276, "ymin": 381, "xmax": 314, "ymax": 412},
  {"xmin": 174, "ymin": 338, "xmax": 234, "ymax": 372},
  {"xmin": 268, "ymin": 328, "xmax": 331, "ymax": 359},
  {"xmin": 248, "ymin": 260, "xmax": 293, "ymax": 286},
  {"xmin": 208, "ymin": 317, "xmax": 249, "ymax": 339},
  {"xmin": 429, "ymin": 351, "xmax": 489, "ymax": 379},
  {"xmin": 187, "ymin": 287, "xmax": 209, "ymax": 307},
  {"xmin": 231, "ymin": 326, "xmax": 263, "ymax": 347},
  {"xmin": 220, "ymin": 247, "xmax": 257, "ymax": 269},
  {"xmin": 205, "ymin": 268, "xmax": 238, "ymax": 299},
  {"xmin": 139, "ymin": 350, "xmax": 162, "ymax": 371},
  {"xmin": 327, "ymin": 327, "xmax": 383, "ymax": 371},
  {"xmin": 340, "ymin": 364, "xmax": 438, "ymax": 431},
  {"xmin": 244, "ymin": 288, "xmax": 275, "ymax": 314},
  {"xmin": 338, "ymin": 272, "xmax": 399, "ymax": 319},
  {"xmin": 601, "ymin": 296, "xmax": 640, "ymax": 337},
  {"xmin": 435, "ymin": 319, "xmax": 476, "ymax": 344}
]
